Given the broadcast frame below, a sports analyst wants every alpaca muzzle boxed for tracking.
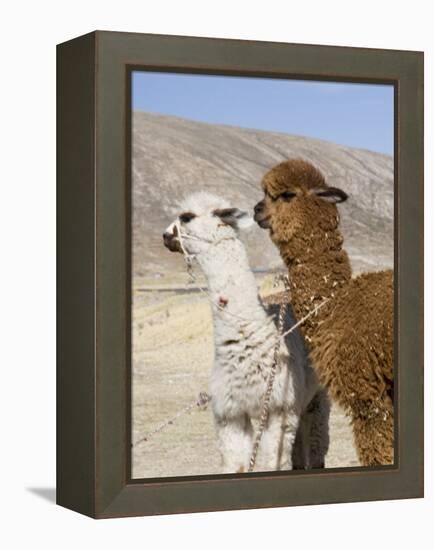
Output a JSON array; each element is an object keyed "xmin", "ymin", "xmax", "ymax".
[
  {"xmin": 253, "ymin": 200, "xmax": 271, "ymax": 229},
  {"xmin": 163, "ymin": 225, "xmax": 182, "ymax": 253}
]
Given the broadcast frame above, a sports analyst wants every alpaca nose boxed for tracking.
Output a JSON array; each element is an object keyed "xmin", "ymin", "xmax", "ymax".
[
  {"xmin": 163, "ymin": 231, "xmax": 173, "ymax": 244},
  {"xmin": 163, "ymin": 227, "xmax": 182, "ymax": 253},
  {"xmin": 254, "ymin": 200, "xmax": 264, "ymax": 215}
]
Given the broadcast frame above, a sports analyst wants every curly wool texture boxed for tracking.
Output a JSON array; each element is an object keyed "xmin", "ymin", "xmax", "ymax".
[
  {"xmin": 260, "ymin": 159, "xmax": 394, "ymax": 466},
  {"xmin": 262, "ymin": 158, "xmax": 327, "ymax": 197}
]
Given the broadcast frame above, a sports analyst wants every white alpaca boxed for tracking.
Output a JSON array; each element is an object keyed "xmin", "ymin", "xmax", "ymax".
[{"xmin": 163, "ymin": 192, "xmax": 329, "ymax": 473}]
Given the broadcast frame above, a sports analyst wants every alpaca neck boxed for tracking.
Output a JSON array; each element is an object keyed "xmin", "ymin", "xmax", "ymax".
[
  {"xmin": 196, "ymin": 238, "xmax": 270, "ymax": 340},
  {"xmin": 280, "ymin": 228, "xmax": 352, "ymax": 344}
]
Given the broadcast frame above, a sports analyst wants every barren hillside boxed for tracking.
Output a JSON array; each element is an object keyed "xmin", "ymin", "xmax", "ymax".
[{"xmin": 132, "ymin": 111, "xmax": 393, "ymax": 276}]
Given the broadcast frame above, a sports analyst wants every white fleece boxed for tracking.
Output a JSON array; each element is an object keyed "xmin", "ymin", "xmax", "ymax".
[{"xmin": 166, "ymin": 192, "xmax": 329, "ymax": 472}]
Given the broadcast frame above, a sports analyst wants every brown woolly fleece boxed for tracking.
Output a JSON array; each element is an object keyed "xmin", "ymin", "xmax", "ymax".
[{"xmin": 258, "ymin": 159, "xmax": 394, "ymax": 466}]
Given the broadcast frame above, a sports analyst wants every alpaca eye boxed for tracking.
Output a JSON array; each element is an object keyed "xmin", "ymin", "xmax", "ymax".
[
  {"xmin": 280, "ymin": 191, "xmax": 296, "ymax": 201},
  {"xmin": 179, "ymin": 212, "xmax": 196, "ymax": 223}
]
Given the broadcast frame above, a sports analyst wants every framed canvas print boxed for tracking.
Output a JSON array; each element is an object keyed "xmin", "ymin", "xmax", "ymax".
[{"xmin": 57, "ymin": 31, "xmax": 424, "ymax": 518}]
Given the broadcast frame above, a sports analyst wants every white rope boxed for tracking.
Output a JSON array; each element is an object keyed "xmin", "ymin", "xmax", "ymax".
[
  {"xmin": 133, "ymin": 392, "xmax": 211, "ymax": 447},
  {"xmin": 174, "ymin": 218, "xmax": 197, "ymax": 268},
  {"xmin": 248, "ymin": 278, "xmax": 288, "ymax": 472},
  {"xmin": 174, "ymin": 219, "xmax": 253, "ymax": 324},
  {"xmin": 280, "ymin": 297, "xmax": 329, "ymax": 340}
]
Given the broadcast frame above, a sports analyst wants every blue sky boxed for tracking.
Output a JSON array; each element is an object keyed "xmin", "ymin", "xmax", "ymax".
[{"xmin": 132, "ymin": 71, "xmax": 394, "ymax": 155}]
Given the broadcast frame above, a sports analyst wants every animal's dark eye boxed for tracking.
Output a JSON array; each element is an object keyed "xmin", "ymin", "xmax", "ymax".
[
  {"xmin": 179, "ymin": 212, "xmax": 196, "ymax": 223},
  {"xmin": 280, "ymin": 191, "xmax": 296, "ymax": 201}
]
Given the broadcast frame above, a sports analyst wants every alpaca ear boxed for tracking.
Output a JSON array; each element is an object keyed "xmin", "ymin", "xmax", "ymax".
[
  {"xmin": 213, "ymin": 208, "xmax": 254, "ymax": 230},
  {"xmin": 312, "ymin": 187, "xmax": 348, "ymax": 204}
]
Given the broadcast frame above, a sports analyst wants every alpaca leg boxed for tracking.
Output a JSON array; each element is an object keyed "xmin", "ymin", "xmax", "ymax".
[
  {"xmin": 291, "ymin": 412, "xmax": 311, "ymax": 469},
  {"xmin": 307, "ymin": 388, "xmax": 331, "ymax": 468},
  {"xmin": 257, "ymin": 409, "xmax": 299, "ymax": 471},
  {"xmin": 352, "ymin": 406, "xmax": 394, "ymax": 466},
  {"xmin": 214, "ymin": 415, "xmax": 253, "ymax": 473}
]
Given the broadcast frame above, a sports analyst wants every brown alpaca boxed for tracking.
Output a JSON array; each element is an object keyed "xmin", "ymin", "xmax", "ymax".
[{"xmin": 254, "ymin": 159, "xmax": 394, "ymax": 466}]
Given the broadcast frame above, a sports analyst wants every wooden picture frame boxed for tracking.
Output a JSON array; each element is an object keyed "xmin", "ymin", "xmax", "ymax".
[{"xmin": 57, "ymin": 30, "xmax": 424, "ymax": 518}]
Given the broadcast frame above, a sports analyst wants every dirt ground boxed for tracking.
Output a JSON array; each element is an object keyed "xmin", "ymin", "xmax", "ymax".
[{"xmin": 131, "ymin": 274, "xmax": 360, "ymax": 479}]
